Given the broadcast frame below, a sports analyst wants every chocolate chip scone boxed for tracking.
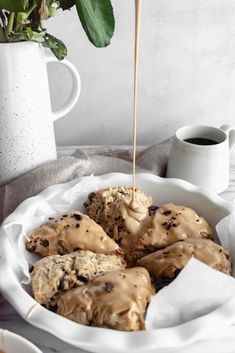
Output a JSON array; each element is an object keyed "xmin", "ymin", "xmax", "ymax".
[
  {"xmin": 26, "ymin": 211, "xmax": 121, "ymax": 257},
  {"xmin": 129, "ymin": 203, "xmax": 214, "ymax": 263},
  {"xmin": 57, "ymin": 267, "xmax": 154, "ymax": 331},
  {"xmin": 84, "ymin": 187, "xmax": 152, "ymax": 250},
  {"xmin": 32, "ymin": 250, "xmax": 126, "ymax": 308},
  {"xmin": 138, "ymin": 239, "xmax": 231, "ymax": 288}
]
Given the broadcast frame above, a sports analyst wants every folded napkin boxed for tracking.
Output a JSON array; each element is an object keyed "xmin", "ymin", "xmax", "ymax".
[
  {"xmin": 145, "ymin": 211, "xmax": 235, "ymax": 352},
  {"xmin": 146, "ymin": 258, "xmax": 235, "ymax": 330},
  {"xmin": 146, "ymin": 258, "xmax": 235, "ymax": 353},
  {"xmin": 0, "ymin": 140, "xmax": 171, "ymax": 223}
]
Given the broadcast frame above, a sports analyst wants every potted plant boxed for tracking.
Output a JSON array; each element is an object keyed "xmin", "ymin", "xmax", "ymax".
[{"xmin": 0, "ymin": 0, "xmax": 114, "ymax": 183}]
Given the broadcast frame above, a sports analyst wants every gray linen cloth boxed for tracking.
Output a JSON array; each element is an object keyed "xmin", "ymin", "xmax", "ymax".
[{"xmin": 0, "ymin": 140, "xmax": 171, "ymax": 223}]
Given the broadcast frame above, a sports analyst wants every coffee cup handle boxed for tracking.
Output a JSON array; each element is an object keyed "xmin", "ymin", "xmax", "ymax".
[
  {"xmin": 45, "ymin": 54, "xmax": 81, "ymax": 122},
  {"xmin": 220, "ymin": 124, "xmax": 235, "ymax": 151}
]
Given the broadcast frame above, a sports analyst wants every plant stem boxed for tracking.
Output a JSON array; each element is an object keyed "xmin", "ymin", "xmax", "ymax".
[
  {"xmin": 0, "ymin": 26, "xmax": 6, "ymax": 42},
  {"xmin": 6, "ymin": 12, "xmax": 15, "ymax": 35},
  {"xmin": 26, "ymin": 3, "xmax": 37, "ymax": 17}
]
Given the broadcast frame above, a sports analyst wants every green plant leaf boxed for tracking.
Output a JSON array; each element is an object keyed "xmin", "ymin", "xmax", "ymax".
[
  {"xmin": 75, "ymin": 0, "xmax": 114, "ymax": 48},
  {"xmin": 48, "ymin": 5, "xmax": 57, "ymax": 17},
  {"xmin": 26, "ymin": 28, "xmax": 46, "ymax": 42},
  {"xmin": 43, "ymin": 33, "xmax": 67, "ymax": 60},
  {"xmin": 0, "ymin": 0, "xmax": 29, "ymax": 11},
  {"xmin": 60, "ymin": 0, "xmax": 75, "ymax": 10},
  {"xmin": 17, "ymin": 12, "xmax": 30, "ymax": 25}
]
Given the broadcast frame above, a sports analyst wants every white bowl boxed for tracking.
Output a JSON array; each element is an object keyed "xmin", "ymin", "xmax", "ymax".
[
  {"xmin": 0, "ymin": 329, "xmax": 42, "ymax": 353},
  {"xmin": 0, "ymin": 173, "xmax": 234, "ymax": 353}
]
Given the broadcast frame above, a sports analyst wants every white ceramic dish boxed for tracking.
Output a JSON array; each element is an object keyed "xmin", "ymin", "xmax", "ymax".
[
  {"xmin": 0, "ymin": 173, "xmax": 234, "ymax": 353},
  {"xmin": 0, "ymin": 329, "xmax": 42, "ymax": 353}
]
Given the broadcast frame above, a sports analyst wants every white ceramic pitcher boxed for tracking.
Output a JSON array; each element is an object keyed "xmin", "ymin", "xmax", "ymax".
[{"xmin": 0, "ymin": 41, "xmax": 81, "ymax": 183}]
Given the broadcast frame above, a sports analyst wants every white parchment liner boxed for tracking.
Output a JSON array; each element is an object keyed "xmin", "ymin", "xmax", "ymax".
[{"xmin": 1, "ymin": 173, "xmax": 235, "ymax": 353}]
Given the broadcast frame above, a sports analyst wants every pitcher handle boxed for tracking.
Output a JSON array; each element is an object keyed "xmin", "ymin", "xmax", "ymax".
[
  {"xmin": 45, "ymin": 54, "xmax": 81, "ymax": 122},
  {"xmin": 220, "ymin": 124, "xmax": 235, "ymax": 151}
]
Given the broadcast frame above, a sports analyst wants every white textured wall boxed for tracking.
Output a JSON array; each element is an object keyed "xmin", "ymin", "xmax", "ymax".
[{"xmin": 46, "ymin": 0, "xmax": 235, "ymax": 146}]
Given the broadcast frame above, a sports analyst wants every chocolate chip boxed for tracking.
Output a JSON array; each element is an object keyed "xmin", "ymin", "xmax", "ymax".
[
  {"xmin": 166, "ymin": 223, "xmax": 171, "ymax": 230},
  {"xmin": 58, "ymin": 240, "xmax": 67, "ymax": 254},
  {"xmin": 163, "ymin": 251, "xmax": 169, "ymax": 255},
  {"xmin": 77, "ymin": 275, "xmax": 88, "ymax": 283},
  {"xmin": 115, "ymin": 216, "xmax": 122, "ymax": 221},
  {"xmin": 28, "ymin": 243, "xmax": 36, "ymax": 252},
  {"xmin": 29, "ymin": 265, "xmax": 34, "ymax": 273},
  {"xmin": 148, "ymin": 206, "xmax": 159, "ymax": 216},
  {"xmin": 48, "ymin": 217, "xmax": 54, "ymax": 220},
  {"xmin": 162, "ymin": 222, "xmax": 168, "ymax": 226},
  {"xmin": 49, "ymin": 304, "xmax": 58, "ymax": 312},
  {"xmin": 84, "ymin": 202, "xmax": 88, "ymax": 208},
  {"xmin": 163, "ymin": 210, "xmax": 171, "ymax": 216},
  {"xmin": 172, "ymin": 223, "xmax": 178, "ymax": 227},
  {"xmin": 88, "ymin": 192, "xmax": 96, "ymax": 201},
  {"xmin": 73, "ymin": 247, "xmax": 80, "ymax": 252},
  {"xmin": 41, "ymin": 239, "xmax": 49, "ymax": 247},
  {"xmin": 75, "ymin": 224, "xmax": 80, "ymax": 228},
  {"xmin": 153, "ymin": 269, "xmax": 181, "ymax": 290},
  {"xmin": 171, "ymin": 217, "xmax": 176, "ymax": 220},
  {"xmin": 59, "ymin": 277, "xmax": 69, "ymax": 291},
  {"xmin": 62, "ymin": 214, "xmax": 68, "ymax": 217},
  {"xmin": 196, "ymin": 219, "xmax": 200, "ymax": 222},
  {"xmin": 73, "ymin": 214, "xmax": 82, "ymax": 221},
  {"xmin": 105, "ymin": 282, "xmax": 114, "ymax": 292}
]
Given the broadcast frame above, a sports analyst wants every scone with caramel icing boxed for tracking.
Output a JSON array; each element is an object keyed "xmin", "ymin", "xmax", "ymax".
[
  {"xmin": 57, "ymin": 267, "xmax": 154, "ymax": 331},
  {"xmin": 138, "ymin": 239, "xmax": 231, "ymax": 288},
  {"xmin": 26, "ymin": 211, "xmax": 121, "ymax": 257},
  {"xmin": 129, "ymin": 203, "xmax": 213, "ymax": 262},
  {"xmin": 84, "ymin": 187, "xmax": 153, "ymax": 250},
  {"xmin": 32, "ymin": 250, "xmax": 126, "ymax": 308}
]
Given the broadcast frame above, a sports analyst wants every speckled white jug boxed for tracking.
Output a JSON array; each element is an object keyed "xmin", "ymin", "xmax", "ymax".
[{"xmin": 0, "ymin": 42, "xmax": 80, "ymax": 183}]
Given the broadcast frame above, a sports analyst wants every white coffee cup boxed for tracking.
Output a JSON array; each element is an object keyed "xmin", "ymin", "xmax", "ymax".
[{"xmin": 166, "ymin": 125, "xmax": 235, "ymax": 193}]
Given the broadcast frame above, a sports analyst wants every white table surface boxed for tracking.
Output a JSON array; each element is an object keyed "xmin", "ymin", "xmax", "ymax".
[{"xmin": 0, "ymin": 147, "xmax": 235, "ymax": 353}]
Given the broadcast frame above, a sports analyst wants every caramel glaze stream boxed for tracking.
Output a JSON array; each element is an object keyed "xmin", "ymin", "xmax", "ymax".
[{"xmin": 132, "ymin": 0, "xmax": 142, "ymax": 204}]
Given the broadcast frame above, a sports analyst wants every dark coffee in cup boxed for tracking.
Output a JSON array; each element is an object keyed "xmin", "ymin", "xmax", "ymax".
[{"xmin": 184, "ymin": 137, "xmax": 218, "ymax": 145}]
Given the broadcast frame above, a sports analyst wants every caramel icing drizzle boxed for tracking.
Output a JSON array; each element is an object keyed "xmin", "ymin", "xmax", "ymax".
[{"xmin": 132, "ymin": 0, "xmax": 142, "ymax": 203}]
